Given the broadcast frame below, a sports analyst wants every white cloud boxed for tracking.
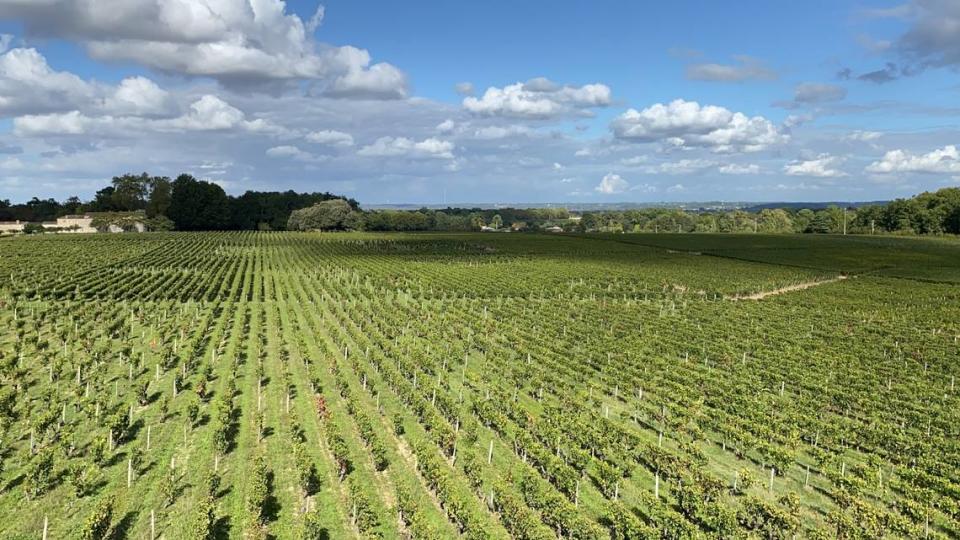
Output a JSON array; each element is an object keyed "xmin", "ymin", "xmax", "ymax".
[
  {"xmin": 0, "ymin": 34, "xmax": 12, "ymax": 53},
  {"xmin": 620, "ymin": 155, "xmax": 649, "ymax": 166},
  {"xmin": 647, "ymin": 159, "xmax": 716, "ymax": 175},
  {"xmin": 102, "ymin": 76, "xmax": 172, "ymax": 115},
  {"xmin": 305, "ymin": 129, "xmax": 354, "ymax": 147},
  {"xmin": 595, "ymin": 172, "xmax": 628, "ymax": 194},
  {"xmin": 472, "ymin": 125, "xmax": 532, "ymax": 140},
  {"xmin": 784, "ymin": 154, "xmax": 848, "ymax": 177},
  {"xmin": 0, "ymin": 47, "xmax": 94, "ymax": 115},
  {"xmin": 163, "ymin": 95, "xmax": 246, "ymax": 130},
  {"xmin": 719, "ymin": 163, "xmax": 761, "ymax": 175},
  {"xmin": 306, "ymin": 5, "xmax": 325, "ymax": 33},
  {"xmin": 436, "ymin": 119, "xmax": 456, "ymax": 133},
  {"xmin": 866, "ymin": 145, "xmax": 960, "ymax": 174},
  {"xmin": 323, "ymin": 47, "xmax": 408, "ymax": 99},
  {"xmin": 357, "ymin": 136, "xmax": 455, "ymax": 159},
  {"xmin": 782, "ymin": 114, "xmax": 813, "ymax": 129},
  {"xmin": 552, "ymin": 162, "xmax": 564, "ymax": 170},
  {"xmin": 0, "ymin": 0, "xmax": 407, "ymax": 97},
  {"xmin": 266, "ymin": 145, "xmax": 324, "ymax": 162},
  {"xmin": 14, "ymin": 110, "xmax": 94, "ymax": 135},
  {"xmin": 845, "ymin": 130, "xmax": 883, "ymax": 142},
  {"xmin": 454, "ymin": 82, "xmax": 474, "ymax": 96},
  {"xmin": 685, "ymin": 55, "xmax": 777, "ymax": 82},
  {"xmin": 794, "ymin": 82, "xmax": 847, "ymax": 103},
  {"xmin": 611, "ymin": 99, "xmax": 786, "ymax": 152},
  {"xmin": 14, "ymin": 95, "xmax": 279, "ymax": 136},
  {"xmin": 463, "ymin": 78, "xmax": 611, "ymax": 118}
]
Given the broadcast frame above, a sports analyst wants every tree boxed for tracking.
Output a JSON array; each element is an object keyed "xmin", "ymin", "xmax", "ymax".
[
  {"xmin": 61, "ymin": 196, "xmax": 84, "ymax": 215},
  {"xmin": 168, "ymin": 174, "xmax": 231, "ymax": 230},
  {"xmin": 490, "ymin": 214, "xmax": 503, "ymax": 229},
  {"xmin": 146, "ymin": 176, "xmax": 172, "ymax": 218},
  {"xmin": 88, "ymin": 187, "xmax": 118, "ymax": 212},
  {"xmin": 758, "ymin": 209, "xmax": 794, "ymax": 233},
  {"xmin": 110, "ymin": 173, "xmax": 150, "ymax": 211},
  {"xmin": 23, "ymin": 223, "xmax": 45, "ymax": 235},
  {"xmin": 805, "ymin": 212, "xmax": 834, "ymax": 234},
  {"xmin": 287, "ymin": 199, "xmax": 362, "ymax": 231}
]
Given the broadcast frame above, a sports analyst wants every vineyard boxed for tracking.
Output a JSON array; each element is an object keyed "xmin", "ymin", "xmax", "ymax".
[{"xmin": 0, "ymin": 231, "xmax": 958, "ymax": 539}]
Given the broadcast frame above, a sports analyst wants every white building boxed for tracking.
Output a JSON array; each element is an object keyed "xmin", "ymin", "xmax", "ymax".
[
  {"xmin": 0, "ymin": 220, "xmax": 25, "ymax": 234},
  {"xmin": 56, "ymin": 214, "xmax": 97, "ymax": 233}
]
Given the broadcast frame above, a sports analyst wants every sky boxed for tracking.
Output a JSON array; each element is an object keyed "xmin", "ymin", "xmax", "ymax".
[{"xmin": 1, "ymin": 1, "xmax": 959, "ymax": 205}]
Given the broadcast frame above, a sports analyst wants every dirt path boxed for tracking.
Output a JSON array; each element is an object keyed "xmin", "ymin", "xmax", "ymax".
[{"xmin": 727, "ymin": 275, "xmax": 848, "ymax": 300}]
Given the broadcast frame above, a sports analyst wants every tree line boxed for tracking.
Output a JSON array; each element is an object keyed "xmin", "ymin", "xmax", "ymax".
[
  {"xmin": 0, "ymin": 173, "xmax": 358, "ymax": 231},
  {"xmin": 574, "ymin": 188, "xmax": 960, "ymax": 235},
  {"xmin": 2, "ymin": 172, "xmax": 958, "ymax": 235}
]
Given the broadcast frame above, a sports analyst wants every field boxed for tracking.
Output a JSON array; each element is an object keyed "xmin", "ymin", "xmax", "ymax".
[{"xmin": 0, "ymin": 231, "xmax": 958, "ymax": 539}]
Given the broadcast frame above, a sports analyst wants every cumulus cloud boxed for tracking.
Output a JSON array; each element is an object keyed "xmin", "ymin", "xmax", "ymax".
[
  {"xmin": 866, "ymin": 145, "xmax": 960, "ymax": 174},
  {"xmin": 0, "ymin": 0, "xmax": 407, "ymax": 96},
  {"xmin": 102, "ymin": 76, "xmax": 172, "ymax": 116},
  {"xmin": 0, "ymin": 47, "xmax": 94, "ymax": 115},
  {"xmin": 14, "ymin": 94, "xmax": 279, "ymax": 136},
  {"xmin": 463, "ymin": 78, "xmax": 611, "ymax": 118},
  {"xmin": 266, "ymin": 144, "xmax": 325, "ymax": 162},
  {"xmin": 719, "ymin": 163, "xmax": 761, "ymax": 175},
  {"xmin": 0, "ymin": 33, "xmax": 12, "ymax": 53},
  {"xmin": 436, "ymin": 119, "xmax": 456, "ymax": 133},
  {"xmin": 784, "ymin": 154, "xmax": 848, "ymax": 177},
  {"xmin": 14, "ymin": 110, "xmax": 92, "ymax": 135},
  {"xmin": 305, "ymin": 129, "xmax": 354, "ymax": 147},
  {"xmin": 794, "ymin": 82, "xmax": 847, "ymax": 103},
  {"xmin": 322, "ymin": 47, "xmax": 408, "ymax": 99},
  {"xmin": 685, "ymin": 55, "xmax": 777, "ymax": 82},
  {"xmin": 454, "ymin": 82, "xmax": 474, "ymax": 96},
  {"xmin": 611, "ymin": 99, "xmax": 786, "ymax": 152},
  {"xmin": 357, "ymin": 136, "xmax": 455, "ymax": 159},
  {"xmin": 595, "ymin": 173, "xmax": 628, "ymax": 194}
]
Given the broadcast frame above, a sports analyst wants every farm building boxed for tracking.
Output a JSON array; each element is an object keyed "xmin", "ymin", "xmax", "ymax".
[
  {"xmin": 56, "ymin": 214, "xmax": 98, "ymax": 233},
  {"xmin": 0, "ymin": 220, "xmax": 25, "ymax": 234},
  {"xmin": 0, "ymin": 214, "xmax": 144, "ymax": 234}
]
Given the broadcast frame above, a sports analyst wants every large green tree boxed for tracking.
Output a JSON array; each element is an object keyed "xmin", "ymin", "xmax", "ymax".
[
  {"xmin": 109, "ymin": 173, "xmax": 150, "ymax": 211},
  {"xmin": 287, "ymin": 199, "xmax": 362, "ymax": 231},
  {"xmin": 168, "ymin": 174, "xmax": 231, "ymax": 230},
  {"xmin": 146, "ymin": 176, "xmax": 172, "ymax": 218}
]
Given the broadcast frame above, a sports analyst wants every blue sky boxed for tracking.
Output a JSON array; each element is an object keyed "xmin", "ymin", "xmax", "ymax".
[{"xmin": 1, "ymin": 0, "xmax": 959, "ymax": 204}]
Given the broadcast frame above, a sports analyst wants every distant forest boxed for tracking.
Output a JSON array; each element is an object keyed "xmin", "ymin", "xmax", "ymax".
[{"xmin": 2, "ymin": 172, "xmax": 959, "ymax": 235}]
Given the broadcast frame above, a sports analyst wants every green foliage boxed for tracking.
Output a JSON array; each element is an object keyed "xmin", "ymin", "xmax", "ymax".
[
  {"xmin": 287, "ymin": 199, "xmax": 363, "ymax": 231},
  {"xmin": 168, "ymin": 174, "xmax": 231, "ymax": 231},
  {"xmin": 245, "ymin": 452, "xmax": 269, "ymax": 525},
  {"xmin": 187, "ymin": 495, "xmax": 217, "ymax": 540},
  {"xmin": 69, "ymin": 460, "xmax": 97, "ymax": 498},
  {"xmin": 24, "ymin": 447, "xmax": 55, "ymax": 499},
  {"xmin": 76, "ymin": 496, "xmax": 114, "ymax": 540},
  {"xmin": 185, "ymin": 396, "xmax": 201, "ymax": 428},
  {"xmin": 23, "ymin": 223, "xmax": 45, "ymax": 235},
  {"xmin": 300, "ymin": 507, "xmax": 327, "ymax": 539}
]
